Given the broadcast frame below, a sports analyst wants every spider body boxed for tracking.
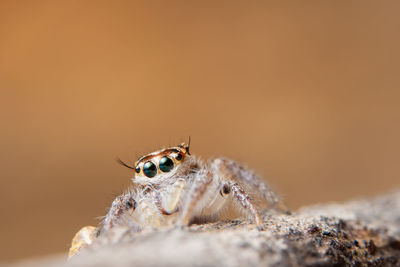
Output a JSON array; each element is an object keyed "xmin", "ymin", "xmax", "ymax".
[{"xmin": 69, "ymin": 142, "xmax": 286, "ymax": 258}]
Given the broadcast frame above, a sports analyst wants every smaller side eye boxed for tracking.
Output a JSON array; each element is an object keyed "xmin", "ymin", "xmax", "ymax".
[
  {"xmin": 135, "ymin": 166, "xmax": 140, "ymax": 174},
  {"xmin": 175, "ymin": 153, "xmax": 183, "ymax": 161},
  {"xmin": 159, "ymin": 156, "xmax": 174, "ymax": 172}
]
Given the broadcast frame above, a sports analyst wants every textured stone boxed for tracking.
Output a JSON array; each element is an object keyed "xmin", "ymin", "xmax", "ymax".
[{"xmin": 9, "ymin": 190, "xmax": 400, "ymax": 267}]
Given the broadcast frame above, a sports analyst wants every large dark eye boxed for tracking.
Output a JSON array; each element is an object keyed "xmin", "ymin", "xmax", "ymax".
[
  {"xmin": 143, "ymin": 161, "xmax": 157, "ymax": 178},
  {"xmin": 159, "ymin": 156, "xmax": 174, "ymax": 172}
]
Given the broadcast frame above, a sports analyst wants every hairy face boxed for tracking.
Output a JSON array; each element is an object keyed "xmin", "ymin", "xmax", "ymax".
[{"xmin": 133, "ymin": 143, "xmax": 191, "ymax": 184}]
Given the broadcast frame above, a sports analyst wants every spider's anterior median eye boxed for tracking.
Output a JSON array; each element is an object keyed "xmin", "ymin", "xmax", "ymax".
[
  {"xmin": 159, "ymin": 156, "xmax": 174, "ymax": 172},
  {"xmin": 143, "ymin": 161, "xmax": 157, "ymax": 178}
]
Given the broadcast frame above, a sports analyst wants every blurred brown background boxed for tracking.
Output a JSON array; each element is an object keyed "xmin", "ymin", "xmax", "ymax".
[{"xmin": 1, "ymin": 0, "xmax": 399, "ymax": 262}]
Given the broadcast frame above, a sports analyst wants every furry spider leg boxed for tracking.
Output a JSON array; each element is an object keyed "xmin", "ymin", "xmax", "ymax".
[
  {"xmin": 227, "ymin": 181, "xmax": 263, "ymax": 228},
  {"xmin": 178, "ymin": 170, "xmax": 214, "ymax": 226},
  {"xmin": 212, "ymin": 158, "xmax": 290, "ymax": 213}
]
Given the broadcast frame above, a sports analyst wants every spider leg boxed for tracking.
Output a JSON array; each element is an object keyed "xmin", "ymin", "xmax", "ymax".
[
  {"xmin": 178, "ymin": 170, "xmax": 213, "ymax": 226},
  {"xmin": 211, "ymin": 157, "xmax": 290, "ymax": 213},
  {"xmin": 69, "ymin": 192, "xmax": 136, "ymax": 258},
  {"xmin": 227, "ymin": 181, "xmax": 263, "ymax": 228},
  {"xmin": 100, "ymin": 191, "xmax": 137, "ymax": 233}
]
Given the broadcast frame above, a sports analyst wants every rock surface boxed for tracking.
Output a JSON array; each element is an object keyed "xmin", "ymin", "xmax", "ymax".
[{"xmin": 10, "ymin": 190, "xmax": 400, "ymax": 267}]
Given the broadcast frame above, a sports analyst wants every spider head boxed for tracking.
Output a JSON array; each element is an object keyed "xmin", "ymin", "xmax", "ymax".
[{"xmin": 129, "ymin": 141, "xmax": 191, "ymax": 183}]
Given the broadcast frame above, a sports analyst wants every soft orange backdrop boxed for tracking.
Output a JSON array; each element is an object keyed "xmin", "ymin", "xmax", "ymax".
[{"xmin": 1, "ymin": 0, "xmax": 399, "ymax": 262}]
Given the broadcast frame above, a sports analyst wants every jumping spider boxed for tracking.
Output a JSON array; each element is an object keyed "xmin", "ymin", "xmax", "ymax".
[{"xmin": 69, "ymin": 141, "xmax": 287, "ymax": 258}]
